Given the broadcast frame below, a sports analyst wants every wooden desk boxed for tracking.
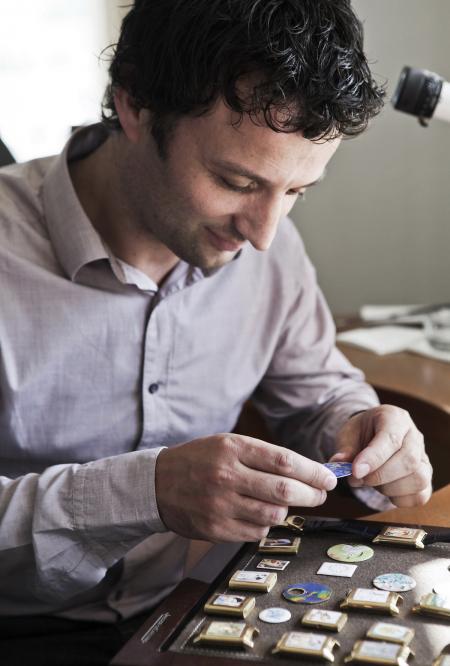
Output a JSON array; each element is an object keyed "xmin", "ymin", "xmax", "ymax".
[
  {"xmin": 337, "ymin": 342, "xmax": 450, "ymax": 414},
  {"xmin": 338, "ymin": 342, "xmax": 450, "ymax": 490}
]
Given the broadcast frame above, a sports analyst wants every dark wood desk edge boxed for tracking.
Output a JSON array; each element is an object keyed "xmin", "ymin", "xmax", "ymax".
[
  {"xmin": 111, "ymin": 578, "xmax": 209, "ymax": 666},
  {"xmin": 111, "ymin": 542, "xmax": 251, "ymax": 666}
]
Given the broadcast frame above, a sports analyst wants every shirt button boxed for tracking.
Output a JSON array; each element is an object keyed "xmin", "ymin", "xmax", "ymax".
[{"xmin": 148, "ymin": 383, "xmax": 159, "ymax": 394}]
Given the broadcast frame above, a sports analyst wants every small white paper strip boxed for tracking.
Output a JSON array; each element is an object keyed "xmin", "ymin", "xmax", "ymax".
[
  {"xmin": 360, "ymin": 304, "xmax": 425, "ymax": 323},
  {"xmin": 353, "ymin": 588, "xmax": 390, "ymax": 603},
  {"xmin": 317, "ymin": 562, "xmax": 357, "ymax": 577}
]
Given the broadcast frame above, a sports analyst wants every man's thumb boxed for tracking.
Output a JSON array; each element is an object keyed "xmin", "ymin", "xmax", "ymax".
[
  {"xmin": 328, "ymin": 417, "xmax": 362, "ymax": 462},
  {"xmin": 328, "ymin": 450, "xmax": 353, "ymax": 462}
]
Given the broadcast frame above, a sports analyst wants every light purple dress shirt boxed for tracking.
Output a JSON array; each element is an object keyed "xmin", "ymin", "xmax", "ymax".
[{"xmin": 0, "ymin": 124, "xmax": 378, "ymax": 620}]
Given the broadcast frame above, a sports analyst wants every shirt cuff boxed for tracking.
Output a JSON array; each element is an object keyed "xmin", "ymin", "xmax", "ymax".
[
  {"xmin": 350, "ymin": 485, "xmax": 396, "ymax": 512},
  {"xmin": 73, "ymin": 447, "xmax": 167, "ymax": 564}
]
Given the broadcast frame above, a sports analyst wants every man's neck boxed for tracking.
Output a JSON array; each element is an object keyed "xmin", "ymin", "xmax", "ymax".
[{"xmin": 68, "ymin": 135, "xmax": 179, "ymax": 285}]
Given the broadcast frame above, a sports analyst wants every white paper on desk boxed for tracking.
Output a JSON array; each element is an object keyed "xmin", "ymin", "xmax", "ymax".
[
  {"xmin": 337, "ymin": 326, "xmax": 425, "ymax": 355},
  {"xmin": 360, "ymin": 304, "xmax": 426, "ymax": 325},
  {"xmin": 408, "ymin": 337, "xmax": 450, "ymax": 364}
]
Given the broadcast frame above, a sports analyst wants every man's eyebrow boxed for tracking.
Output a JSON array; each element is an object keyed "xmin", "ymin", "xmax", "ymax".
[{"xmin": 210, "ymin": 159, "xmax": 326, "ymax": 189}]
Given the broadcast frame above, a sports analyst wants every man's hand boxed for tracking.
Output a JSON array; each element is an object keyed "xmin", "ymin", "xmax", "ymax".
[
  {"xmin": 329, "ymin": 405, "xmax": 433, "ymax": 507},
  {"xmin": 155, "ymin": 434, "xmax": 337, "ymax": 542}
]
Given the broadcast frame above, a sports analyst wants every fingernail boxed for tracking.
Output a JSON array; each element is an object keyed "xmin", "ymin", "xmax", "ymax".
[
  {"xmin": 354, "ymin": 463, "xmax": 370, "ymax": 479},
  {"xmin": 325, "ymin": 475, "xmax": 337, "ymax": 491}
]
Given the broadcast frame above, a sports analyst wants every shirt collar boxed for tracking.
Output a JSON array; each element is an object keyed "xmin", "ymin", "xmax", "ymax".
[
  {"xmin": 43, "ymin": 124, "xmax": 111, "ymax": 282},
  {"xmin": 42, "ymin": 123, "xmax": 243, "ymax": 287}
]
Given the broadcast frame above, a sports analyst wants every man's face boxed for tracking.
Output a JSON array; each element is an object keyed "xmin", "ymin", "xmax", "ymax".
[{"xmin": 123, "ymin": 100, "xmax": 340, "ymax": 270}]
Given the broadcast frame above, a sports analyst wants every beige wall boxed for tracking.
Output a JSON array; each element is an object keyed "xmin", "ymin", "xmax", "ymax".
[
  {"xmin": 103, "ymin": 1, "xmax": 127, "ymax": 44},
  {"xmin": 293, "ymin": 0, "xmax": 450, "ymax": 313}
]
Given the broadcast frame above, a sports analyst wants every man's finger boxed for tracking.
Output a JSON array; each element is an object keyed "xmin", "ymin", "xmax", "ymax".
[
  {"xmin": 376, "ymin": 465, "xmax": 432, "ymax": 497},
  {"xmin": 357, "ymin": 429, "xmax": 427, "ymax": 487},
  {"xmin": 352, "ymin": 429, "xmax": 405, "ymax": 479},
  {"xmin": 328, "ymin": 451, "xmax": 355, "ymax": 463},
  {"xmin": 332, "ymin": 421, "xmax": 362, "ymax": 461},
  {"xmin": 231, "ymin": 497, "xmax": 289, "ymax": 527},
  {"xmin": 235, "ymin": 436, "xmax": 336, "ymax": 491},
  {"xmin": 211, "ymin": 518, "xmax": 271, "ymax": 543},
  {"xmin": 235, "ymin": 466, "xmax": 329, "ymax": 507},
  {"xmin": 388, "ymin": 487, "xmax": 432, "ymax": 508}
]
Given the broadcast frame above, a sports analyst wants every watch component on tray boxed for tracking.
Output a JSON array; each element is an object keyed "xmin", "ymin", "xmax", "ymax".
[
  {"xmin": 366, "ymin": 621, "xmax": 414, "ymax": 645},
  {"xmin": 412, "ymin": 592, "xmax": 450, "ymax": 620},
  {"xmin": 317, "ymin": 561, "xmax": 357, "ymax": 577},
  {"xmin": 258, "ymin": 607, "xmax": 291, "ymax": 623},
  {"xmin": 433, "ymin": 583, "xmax": 450, "ymax": 597},
  {"xmin": 228, "ymin": 570, "xmax": 277, "ymax": 593},
  {"xmin": 256, "ymin": 558, "xmax": 290, "ymax": 571},
  {"xmin": 272, "ymin": 630, "xmax": 340, "ymax": 661},
  {"xmin": 203, "ymin": 593, "xmax": 256, "ymax": 618},
  {"xmin": 372, "ymin": 526, "xmax": 427, "ymax": 549},
  {"xmin": 434, "ymin": 656, "xmax": 450, "ymax": 666},
  {"xmin": 344, "ymin": 639, "xmax": 413, "ymax": 665},
  {"xmin": 258, "ymin": 536, "xmax": 301, "ymax": 554},
  {"xmin": 433, "ymin": 644, "xmax": 450, "ymax": 666},
  {"xmin": 340, "ymin": 588, "xmax": 403, "ymax": 616},
  {"xmin": 372, "ymin": 573, "xmax": 416, "ymax": 593},
  {"xmin": 300, "ymin": 608, "xmax": 348, "ymax": 632},
  {"xmin": 327, "ymin": 543, "xmax": 374, "ymax": 563},
  {"xmin": 282, "ymin": 582, "xmax": 332, "ymax": 604},
  {"xmin": 193, "ymin": 620, "xmax": 259, "ymax": 648},
  {"xmin": 274, "ymin": 514, "xmax": 305, "ymax": 533}
]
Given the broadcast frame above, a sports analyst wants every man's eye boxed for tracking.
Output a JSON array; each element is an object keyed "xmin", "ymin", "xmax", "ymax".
[
  {"xmin": 218, "ymin": 176, "xmax": 306, "ymax": 199},
  {"xmin": 218, "ymin": 177, "xmax": 255, "ymax": 193}
]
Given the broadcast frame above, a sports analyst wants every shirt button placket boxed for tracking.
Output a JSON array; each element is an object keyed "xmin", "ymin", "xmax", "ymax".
[{"xmin": 142, "ymin": 303, "xmax": 168, "ymax": 444}]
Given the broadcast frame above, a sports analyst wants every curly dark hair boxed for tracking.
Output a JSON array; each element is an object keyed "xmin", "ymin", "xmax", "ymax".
[{"xmin": 102, "ymin": 0, "xmax": 385, "ymax": 152}]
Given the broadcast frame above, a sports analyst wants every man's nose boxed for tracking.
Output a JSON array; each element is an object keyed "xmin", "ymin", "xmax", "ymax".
[{"xmin": 234, "ymin": 194, "xmax": 285, "ymax": 251}]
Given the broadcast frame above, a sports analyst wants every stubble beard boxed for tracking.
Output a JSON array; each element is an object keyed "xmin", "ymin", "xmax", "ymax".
[
  {"xmin": 134, "ymin": 204, "xmax": 217, "ymax": 270},
  {"xmin": 120, "ymin": 151, "xmax": 237, "ymax": 271},
  {"xmin": 156, "ymin": 218, "xmax": 236, "ymax": 270},
  {"xmin": 135, "ymin": 190, "xmax": 237, "ymax": 271}
]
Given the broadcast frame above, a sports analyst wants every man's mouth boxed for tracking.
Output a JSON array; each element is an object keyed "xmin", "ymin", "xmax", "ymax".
[{"xmin": 205, "ymin": 227, "xmax": 244, "ymax": 252}]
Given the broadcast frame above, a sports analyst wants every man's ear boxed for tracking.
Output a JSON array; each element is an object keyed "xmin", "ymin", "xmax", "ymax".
[{"xmin": 113, "ymin": 88, "xmax": 143, "ymax": 144}]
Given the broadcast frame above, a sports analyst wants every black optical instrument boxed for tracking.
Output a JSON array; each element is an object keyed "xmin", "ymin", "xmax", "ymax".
[{"xmin": 392, "ymin": 66, "xmax": 450, "ymax": 126}]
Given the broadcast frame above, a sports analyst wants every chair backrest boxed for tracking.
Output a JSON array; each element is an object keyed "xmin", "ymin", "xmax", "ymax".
[{"xmin": 0, "ymin": 137, "xmax": 15, "ymax": 167}]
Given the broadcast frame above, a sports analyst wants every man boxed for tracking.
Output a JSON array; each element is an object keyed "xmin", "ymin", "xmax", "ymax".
[{"xmin": 0, "ymin": 0, "xmax": 432, "ymax": 663}]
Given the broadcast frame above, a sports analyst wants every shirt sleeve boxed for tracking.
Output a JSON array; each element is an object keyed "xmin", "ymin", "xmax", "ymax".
[
  {"xmin": 251, "ymin": 238, "xmax": 379, "ymax": 462},
  {"xmin": 0, "ymin": 447, "xmax": 167, "ymax": 606}
]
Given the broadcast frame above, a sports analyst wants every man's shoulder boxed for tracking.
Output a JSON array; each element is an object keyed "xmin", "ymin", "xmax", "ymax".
[{"xmin": 0, "ymin": 155, "xmax": 55, "ymax": 246}]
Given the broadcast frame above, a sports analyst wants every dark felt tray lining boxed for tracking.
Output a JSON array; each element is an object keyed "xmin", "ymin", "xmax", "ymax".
[{"xmin": 169, "ymin": 532, "xmax": 450, "ymax": 664}]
